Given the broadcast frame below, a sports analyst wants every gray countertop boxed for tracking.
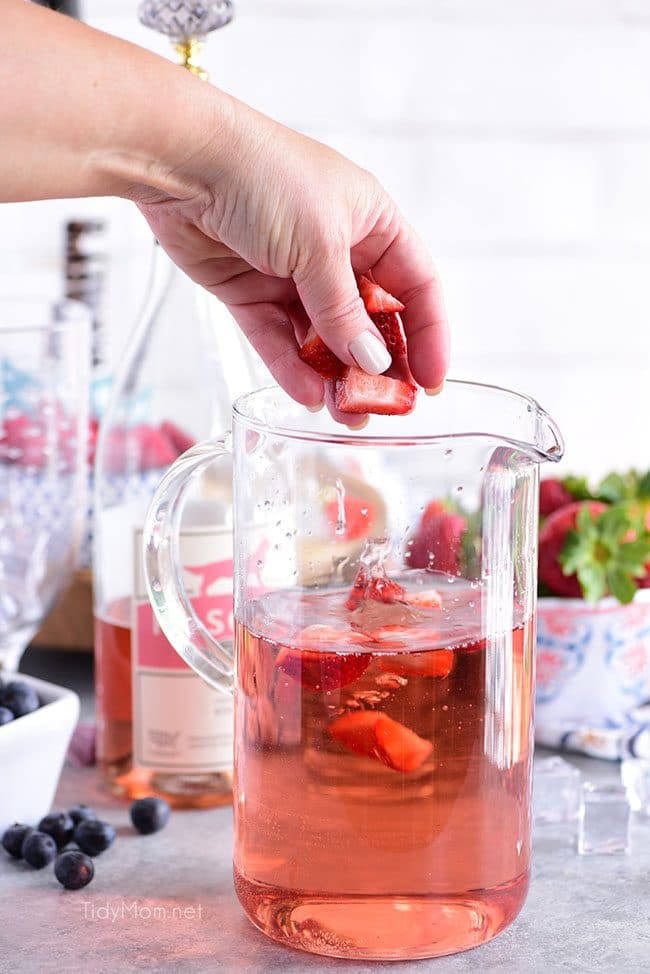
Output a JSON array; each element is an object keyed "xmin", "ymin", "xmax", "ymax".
[{"xmin": 2, "ymin": 650, "xmax": 650, "ymax": 974}]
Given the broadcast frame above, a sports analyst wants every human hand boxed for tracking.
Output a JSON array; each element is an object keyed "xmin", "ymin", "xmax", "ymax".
[{"xmin": 136, "ymin": 94, "xmax": 449, "ymax": 414}]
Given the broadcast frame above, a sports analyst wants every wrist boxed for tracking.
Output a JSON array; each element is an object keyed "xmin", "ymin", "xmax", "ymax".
[{"xmin": 89, "ymin": 61, "xmax": 239, "ymax": 207}]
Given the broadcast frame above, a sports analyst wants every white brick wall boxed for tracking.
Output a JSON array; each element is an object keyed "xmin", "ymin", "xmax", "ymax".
[{"xmin": 1, "ymin": 0, "xmax": 649, "ymax": 478}]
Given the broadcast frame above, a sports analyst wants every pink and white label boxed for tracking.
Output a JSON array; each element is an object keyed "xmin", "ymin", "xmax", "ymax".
[{"xmin": 131, "ymin": 524, "xmax": 236, "ymax": 773}]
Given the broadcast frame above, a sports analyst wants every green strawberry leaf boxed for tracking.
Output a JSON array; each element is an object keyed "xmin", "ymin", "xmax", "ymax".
[
  {"xmin": 562, "ymin": 476, "xmax": 594, "ymax": 501},
  {"xmin": 618, "ymin": 539, "xmax": 650, "ymax": 572},
  {"xmin": 597, "ymin": 473, "xmax": 630, "ymax": 504},
  {"xmin": 607, "ymin": 567, "xmax": 637, "ymax": 605},
  {"xmin": 559, "ymin": 502, "xmax": 650, "ymax": 604},
  {"xmin": 577, "ymin": 563, "xmax": 607, "ymax": 603},
  {"xmin": 638, "ymin": 470, "xmax": 650, "ymax": 499}
]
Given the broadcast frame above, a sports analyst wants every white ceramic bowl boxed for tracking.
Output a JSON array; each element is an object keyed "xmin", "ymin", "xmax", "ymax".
[
  {"xmin": 536, "ymin": 589, "xmax": 650, "ymax": 728},
  {"xmin": 0, "ymin": 674, "xmax": 79, "ymax": 834}
]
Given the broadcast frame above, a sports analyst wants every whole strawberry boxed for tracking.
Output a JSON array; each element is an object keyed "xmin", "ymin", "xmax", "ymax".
[
  {"xmin": 406, "ymin": 501, "xmax": 468, "ymax": 575},
  {"xmin": 539, "ymin": 501, "xmax": 608, "ymax": 598},
  {"xmin": 539, "ymin": 478, "xmax": 575, "ymax": 518},
  {"xmin": 539, "ymin": 500, "xmax": 650, "ymax": 602}
]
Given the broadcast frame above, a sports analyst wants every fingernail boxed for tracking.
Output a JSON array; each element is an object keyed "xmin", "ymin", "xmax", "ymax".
[
  {"xmin": 348, "ymin": 333, "xmax": 392, "ymax": 375},
  {"xmin": 346, "ymin": 417, "xmax": 369, "ymax": 431},
  {"xmin": 307, "ymin": 402, "xmax": 324, "ymax": 413},
  {"xmin": 425, "ymin": 382, "xmax": 445, "ymax": 397}
]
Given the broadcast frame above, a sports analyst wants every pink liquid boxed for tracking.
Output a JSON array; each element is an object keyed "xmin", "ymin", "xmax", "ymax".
[{"xmin": 234, "ymin": 574, "xmax": 533, "ymax": 960}]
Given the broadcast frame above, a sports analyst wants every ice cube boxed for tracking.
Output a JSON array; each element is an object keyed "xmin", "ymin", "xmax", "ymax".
[
  {"xmin": 621, "ymin": 758, "xmax": 650, "ymax": 817},
  {"xmin": 533, "ymin": 755, "xmax": 582, "ymax": 825},
  {"xmin": 578, "ymin": 782, "xmax": 631, "ymax": 855}
]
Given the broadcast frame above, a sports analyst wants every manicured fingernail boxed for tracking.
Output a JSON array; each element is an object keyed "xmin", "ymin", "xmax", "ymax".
[
  {"xmin": 307, "ymin": 402, "xmax": 324, "ymax": 413},
  {"xmin": 425, "ymin": 382, "xmax": 445, "ymax": 397},
  {"xmin": 348, "ymin": 332, "xmax": 392, "ymax": 375},
  {"xmin": 346, "ymin": 417, "xmax": 369, "ymax": 431}
]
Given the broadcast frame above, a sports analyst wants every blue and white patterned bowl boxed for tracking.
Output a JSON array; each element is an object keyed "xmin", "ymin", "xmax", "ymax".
[{"xmin": 535, "ymin": 590, "xmax": 650, "ymax": 759}]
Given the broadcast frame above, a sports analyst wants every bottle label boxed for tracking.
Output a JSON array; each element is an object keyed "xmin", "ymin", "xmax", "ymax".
[{"xmin": 132, "ymin": 525, "xmax": 234, "ymax": 773}]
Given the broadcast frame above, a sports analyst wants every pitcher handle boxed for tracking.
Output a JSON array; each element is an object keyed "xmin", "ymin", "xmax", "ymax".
[{"xmin": 143, "ymin": 435, "xmax": 234, "ymax": 695}]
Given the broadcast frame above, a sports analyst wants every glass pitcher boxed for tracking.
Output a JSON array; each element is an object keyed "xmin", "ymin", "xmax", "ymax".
[{"xmin": 143, "ymin": 380, "xmax": 563, "ymax": 961}]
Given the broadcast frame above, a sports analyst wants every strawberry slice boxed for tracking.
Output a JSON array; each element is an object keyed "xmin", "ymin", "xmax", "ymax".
[
  {"xmin": 358, "ymin": 276, "xmax": 405, "ymax": 314},
  {"xmin": 407, "ymin": 589, "xmax": 442, "ymax": 609},
  {"xmin": 346, "ymin": 564, "xmax": 408, "ymax": 611},
  {"xmin": 160, "ymin": 420, "xmax": 195, "ymax": 456},
  {"xmin": 406, "ymin": 501, "xmax": 468, "ymax": 575},
  {"xmin": 368, "ymin": 311, "xmax": 406, "ymax": 358},
  {"xmin": 132, "ymin": 424, "xmax": 178, "ymax": 470},
  {"xmin": 298, "ymin": 327, "xmax": 344, "ymax": 380},
  {"xmin": 329, "ymin": 710, "xmax": 432, "ymax": 772},
  {"xmin": 377, "ymin": 647, "xmax": 454, "ymax": 679},
  {"xmin": 335, "ymin": 367, "xmax": 417, "ymax": 416},
  {"xmin": 275, "ymin": 625, "xmax": 372, "ymax": 691}
]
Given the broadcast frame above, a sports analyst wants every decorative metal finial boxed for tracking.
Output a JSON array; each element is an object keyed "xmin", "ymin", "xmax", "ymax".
[{"xmin": 138, "ymin": 1, "xmax": 234, "ymax": 79}]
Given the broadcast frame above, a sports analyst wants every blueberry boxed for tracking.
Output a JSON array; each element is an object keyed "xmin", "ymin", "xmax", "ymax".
[
  {"xmin": 54, "ymin": 850, "xmax": 95, "ymax": 890},
  {"xmin": 0, "ymin": 680, "xmax": 40, "ymax": 718},
  {"xmin": 68, "ymin": 803, "xmax": 97, "ymax": 826},
  {"xmin": 1, "ymin": 824, "xmax": 34, "ymax": 859},
  {"xmin": 73, "ymin": 819, "xmax": 116, "ymax": 856},
  {"xmin": 0, "ymin": 706, "xmax": 14, "ymax": 725},
  {"xmin": 22, "ymin": 830, "xmax": 57, "ymax": 869},
  {"xmin": 129, "ymin": 797, "xmax": 171, "ymax": 835},
  {"xmin": 37, "ymin": 812, "xmax": 75, "ymax": 849}
]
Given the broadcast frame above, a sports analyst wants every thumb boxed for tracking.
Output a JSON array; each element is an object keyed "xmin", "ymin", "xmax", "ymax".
[{"xmin": 295, "ymin": 249, "xmax": 392, "ymax": 375}]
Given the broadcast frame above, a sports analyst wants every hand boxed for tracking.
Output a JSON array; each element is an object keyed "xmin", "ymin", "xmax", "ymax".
[{"xmin": 136, "ymin": 97, "xmax": 449, "ymax": 412}]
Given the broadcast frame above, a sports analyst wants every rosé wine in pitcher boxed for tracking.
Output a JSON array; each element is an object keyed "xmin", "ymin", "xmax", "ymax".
[
  {"xmin": 141, "ymin": 382, "xmax": 564, "ymax": 960},
  {"xmin": 233, "ymin": 569, "xmax": 534, "ymax": 960}
]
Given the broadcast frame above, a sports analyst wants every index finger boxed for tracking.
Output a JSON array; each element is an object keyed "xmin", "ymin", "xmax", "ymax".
[{"xmin": 369, "ymin": 223, "xmax": 449, "ymax": 392}]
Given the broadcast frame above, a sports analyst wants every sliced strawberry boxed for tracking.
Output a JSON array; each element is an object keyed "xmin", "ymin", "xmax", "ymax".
[
  {"xmin": 358, "ymin": 275, "xmax": 405, "ymax": 314},
  {"xmin": 538, "ymin": 500, "xmax": 609, "ymax": 598},
  {"xmin": 297, "ymin": 624, "xmax": 374, "ymax": 648},
  {"xmin": 329, "ymin": 710, "xmax": 432, "ymax": 772},
  {"xmin": 335, "ymin": 367, "xmax": 417, "ymax": 416},
  {"xmin": 377, "ymin": 647, "xmax": 454, "ymax": 680},
  {"xmin": 328, "ymin": 710, "xmax": 383, "ymax": 758},
  {"xmin": 298, "ymin": 327, "xmax": 344, "ymax": 380},
  {"xmin": 539, "ymin": 478, "xmax": 575, "ymax": 518},
  {"xmin": 325, "ymin": 495, "xmax": 376, "ymax": 540},
  {"xmin": 132, "ymin": 424, "xmax": 178, "ymax": 471},
  {"xmin": 374, "ymin": 713, "xmax": 433, "ymax": 771},
  {"xmin": 87, "ymin": 416, "xmax": 99, "ymax": 466},
  {"xmin": 407, "ymin": 589, "xmax": 442, "ymax": 609},
  {"xmin": 275, "ymin": 625, "xmax": 372, "ymax": 691},
  {"xmin": 346, "ymin": 564, "xmax": 408, "ymax": 611},
  {"xmin": 406, "ymin": 501, "xmax": 468, "ymax": 575},
  {"xmin": 160, "ymin": 420, "xmax": 195, "ymax": 456},
  {"xmin": 368, "ymin": 311, "xmax": 406, "ymax": 358}
]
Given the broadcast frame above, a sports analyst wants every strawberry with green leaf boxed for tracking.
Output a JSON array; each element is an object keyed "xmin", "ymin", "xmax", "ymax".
[{"xmin": 539, "ymin": 501, "xmax": 650, "ymax": 603}]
